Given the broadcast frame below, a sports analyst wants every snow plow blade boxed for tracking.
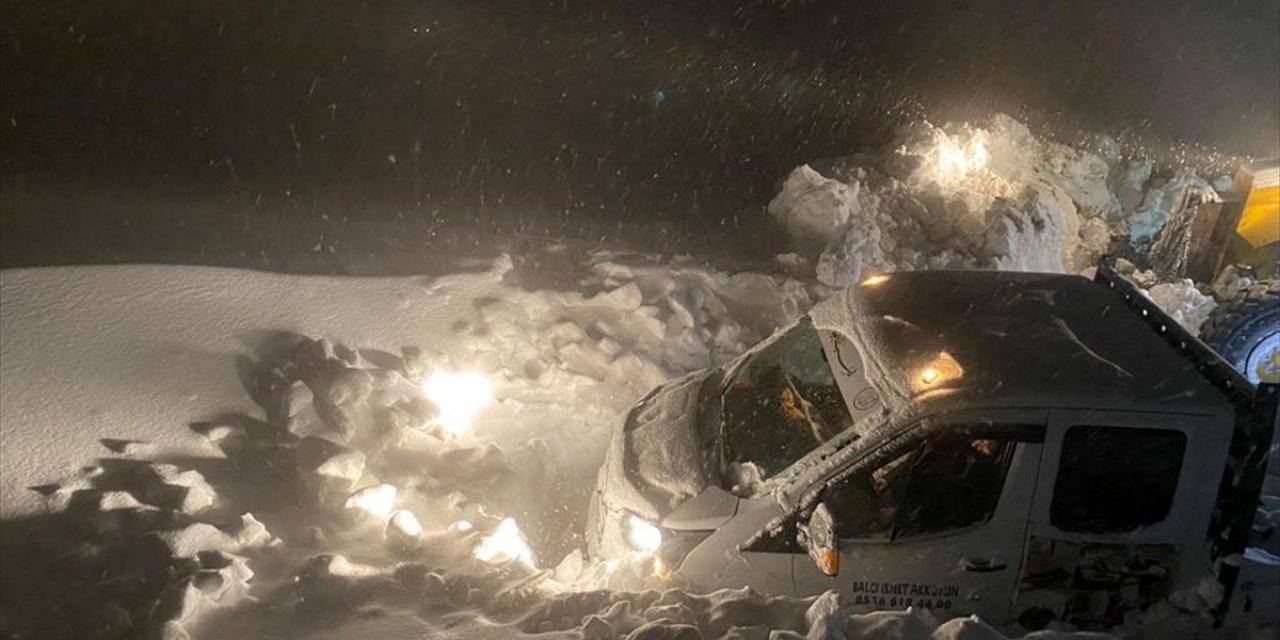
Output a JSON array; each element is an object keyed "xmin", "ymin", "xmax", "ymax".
[{"xmin": 1095, "ymin": 256, "xmax": 1280, "ymax": 624}]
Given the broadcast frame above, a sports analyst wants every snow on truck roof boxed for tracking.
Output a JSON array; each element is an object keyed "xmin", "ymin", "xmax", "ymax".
[{"xmin": 813, "ymin": 270, "xmax": 1231, "ymax": 417}]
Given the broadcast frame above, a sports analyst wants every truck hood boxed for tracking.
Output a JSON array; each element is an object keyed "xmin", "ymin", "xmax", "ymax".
[{"xmin": 599, "ymin": 369, "xmax": 721, "ymax": 521}]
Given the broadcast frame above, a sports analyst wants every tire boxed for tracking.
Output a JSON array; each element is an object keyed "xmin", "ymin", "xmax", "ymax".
[{"xmin": 1200, "ymin": 281, "xmax": 1280, "ymax": 385}]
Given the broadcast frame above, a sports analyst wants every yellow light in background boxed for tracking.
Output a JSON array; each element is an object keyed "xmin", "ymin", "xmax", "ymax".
[
  {"xmin": 937, "ymin": 143, "xmax": 966, "ymax": 175},
  {"xmin": 934, "ymin": 136, "xmax": 988, "ymax": 184},
  {"xmin": 912, "ymin": 352, "xmax": 964, "ymax": 392},
  {"xmin": 422, "ymin": 371, "xmax": 494, "ymax": 437},
  {"xmin": 474, "ymin": 518, "xmax": 536, "ymax": 568},
  {"xmin": 861, "ymin": 274, "xmax": 891, "ymax": 287}
]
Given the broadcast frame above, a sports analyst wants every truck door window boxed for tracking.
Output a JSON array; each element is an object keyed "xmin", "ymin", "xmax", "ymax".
[
  {"xmin": 722, "ymin": 316, "xmax": 858, "ymax": 478},
  {"xmin": 1050, "ymin": 426, "xmax": 1186, "ymax": 533},
  {"xmin": 825, "ymin": 448, "xmax": 915, "ymax": 540},
  {"xmin": 825, "ymin": 430, "xmax": 1015, "ymax": 540}
]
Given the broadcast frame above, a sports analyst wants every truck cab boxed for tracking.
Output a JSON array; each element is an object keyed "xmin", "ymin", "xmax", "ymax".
[{"xmin": 588, "ymin": 262, "xmax": 1277, "ymax": 631}]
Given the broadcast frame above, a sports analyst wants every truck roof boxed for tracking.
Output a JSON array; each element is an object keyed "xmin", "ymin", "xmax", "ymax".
[{"xmin": 812, "ymin": 270, "xmax": 1232, "ymax": 417}]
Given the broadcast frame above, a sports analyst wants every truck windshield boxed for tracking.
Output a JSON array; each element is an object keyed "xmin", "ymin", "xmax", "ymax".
[{"xmin": 721, "ymin": 316, "xmax": 858, "ymax": 478}]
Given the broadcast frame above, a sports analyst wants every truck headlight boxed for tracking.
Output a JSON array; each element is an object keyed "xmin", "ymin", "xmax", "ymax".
[{"xmin": 626, "ymin": 514, "xmax": 663, "ymax": 555}]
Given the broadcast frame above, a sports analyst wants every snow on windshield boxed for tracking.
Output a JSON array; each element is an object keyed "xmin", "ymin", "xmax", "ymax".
[{"xmin": 722, "ymin": 316, "xmax": 858, "ymax": 480}]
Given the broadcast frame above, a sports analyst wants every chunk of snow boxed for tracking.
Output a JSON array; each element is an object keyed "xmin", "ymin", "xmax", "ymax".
[
  {"xmin": 728, "ymin": 461, "xmax": 767, "ymax": 496},
  {"xmin": 845, "ymin": 607, "xmax": 938, "ymax": 640},
  {"xmin": 931, "ymin": 615, "xmax": 1006, "ymax": 640},
  {"xmin": 581, "ymin": 614, "xmax": 615, "ymax": 640},
  {"xmin": 95, "ymin": 490, "xmax": 148, "ymax": 511},
  {"xmin": 769, "ymin": 165, "xmax": 861, "ymax": 250},
  {"xmin": 804, "ymin": 591, "xmax": 846, "ymax": 640},
  {"xmin": 1144, "ymin": 281, "xmax": 1217, "ymax": 334},
  {"xmin": 297, "ymin": 436, "xmax": 367, "ymax": 493},
  {"xmin": 152, "ymin": 513, "xmax": 273, "ymax": 557},
  {"xmin": 1126, "ymin": 170, "xmax": 1216, "ymax": 244},
  {"xmin": 474, "ymin": 517, "xmax": 536, "ymax": 568},
  {"xmin": 345, "ymin": 484, "xmax": 398, "ymax": 519},
  {"xmin": 1110, "ymin": 158, "xmax": 1154, "ymax": 214},
  {"xmin": 137, "ymin": 464, "xmax": 217, "ymax": 513},
  {"xmin": 386, "ymin": 509, "xmax": 424, "ymax": 550}
]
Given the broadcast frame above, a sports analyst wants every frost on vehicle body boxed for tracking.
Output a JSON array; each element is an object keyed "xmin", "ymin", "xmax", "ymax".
[{"xmin": 586, "ymin": 264, "xmax": 1276, "ymax": 632}]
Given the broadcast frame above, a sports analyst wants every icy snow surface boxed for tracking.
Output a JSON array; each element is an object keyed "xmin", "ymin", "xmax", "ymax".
[{"xmin": 0, "ymin": 115, "xmax": 1265, "ymax": 640}]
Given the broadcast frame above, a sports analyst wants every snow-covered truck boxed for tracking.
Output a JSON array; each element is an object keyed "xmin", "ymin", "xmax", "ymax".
[{"xmin": 586, "ymin": 258, "xmax": 1278, "ymax": 631}]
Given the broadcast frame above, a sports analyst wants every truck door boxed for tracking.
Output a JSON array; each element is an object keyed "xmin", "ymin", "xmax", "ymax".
[
  {"xmin": 792, "ymin": 416, "xmax": 1046, "ymax": 623},
  {"xmin": 1013, "ymin": 410, "xmax": 1230, "ymax": 630}
]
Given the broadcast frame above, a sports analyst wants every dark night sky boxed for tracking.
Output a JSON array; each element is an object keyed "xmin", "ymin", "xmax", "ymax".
[{"xmin": 2, "ymin": 0, "xmax": 1278, "ymax": 273}]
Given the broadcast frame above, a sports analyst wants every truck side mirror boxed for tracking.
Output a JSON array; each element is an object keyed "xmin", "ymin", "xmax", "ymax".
[{"xmin": 799, "ymin": 501, "xmax": 840, "ymax": 576}]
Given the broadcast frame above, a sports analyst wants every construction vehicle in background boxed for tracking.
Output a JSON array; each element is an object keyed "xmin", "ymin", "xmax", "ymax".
[
  {"xmin": 1137, "ymin": 156, "xmax": 1280, "ymax": 626},
  {"xmin": 1152, "ymin": 158, "xmax": 1280, "ymax": 386}
]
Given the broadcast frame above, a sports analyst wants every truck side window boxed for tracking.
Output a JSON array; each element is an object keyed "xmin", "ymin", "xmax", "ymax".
[
  {"xmin": 825, "ymin": 429, "xmax": 1015, "ymax": 540},
  {"xmin": 1050, "ymin": 426, "xmax": 1186, "ymax": 533},
  {"xmin": 826, "ymin": 448, "xmax": 915, "ymax": 540},
  {"xmin": 895, "ymin": 434, "xmax": 1013, "ymax": 538}
]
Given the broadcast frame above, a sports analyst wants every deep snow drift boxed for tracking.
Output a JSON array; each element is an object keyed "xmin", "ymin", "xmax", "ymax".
[{"xmin": 0, "ymin": 115, "xmax": 1271, "ymax": 640}]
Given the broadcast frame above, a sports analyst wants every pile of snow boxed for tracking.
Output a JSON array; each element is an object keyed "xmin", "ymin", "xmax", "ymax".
[
  {"xmin": 1121, "ymin": 169, "xmax": 1220, "ymax": 246},
  {"xmin": 0, "ymin": 317, "xmax": 1133, "ymax": 640},
  {"xmin": 767, "ymin": 114, "xmax": 1233, "ymax": 296},
  {"xmin": 768, "ymin": 115, "xmax": 1117, "ymax": 288},
  {"xmin": 1096, "ymin": 258, "xmax": 1219, "ymax": 334},
  {"xmin": 1145, "ymin": 281, "xmax": 1219, "ymax": 334},
  {"xmin": 474, "ymin": 254, "xmax": 814, "ymax": 408},
  {"xmin": 0, "ymin": 256, "xmax": 825, "ymax": 640},
  {"xmin": 1, "ymin": 460, "xmax": 272, "ymax": 639}
]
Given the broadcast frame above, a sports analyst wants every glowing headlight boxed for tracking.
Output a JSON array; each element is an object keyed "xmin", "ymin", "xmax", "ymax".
[
  {"xmin": 422, "ymin": 370, "xmax": 494, "ymax": 437},
  {"xmin": 626, "ymin": 514, "xmax": 663, "ymax": 556}
]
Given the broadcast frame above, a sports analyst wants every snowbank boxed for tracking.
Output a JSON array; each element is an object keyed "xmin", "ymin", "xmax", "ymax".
[
  {"xmin": 0, "ymin": 256, "xmax": 824, "ymax": 639},
  {"xmin": 767, "ymin": 114, "xmax": 1233, "ymax": 294},
  {"xmin": 768, "ymin": 115, "xmax": 1117, "ymax": 287}
]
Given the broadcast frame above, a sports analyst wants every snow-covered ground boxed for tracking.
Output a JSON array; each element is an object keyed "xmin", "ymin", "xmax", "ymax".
[{"xmin": 0, "ymin": 115, "xmax": 1270, "ymax": 640}]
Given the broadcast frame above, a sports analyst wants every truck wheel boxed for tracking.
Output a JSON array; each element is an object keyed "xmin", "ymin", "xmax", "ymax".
[{"xmin": 1201, "ymin": 282, "xmax": 1280, "ymax": 385}]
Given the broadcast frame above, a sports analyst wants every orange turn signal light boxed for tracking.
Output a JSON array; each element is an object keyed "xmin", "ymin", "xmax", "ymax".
[{"xmin": 818, "ymin": 549, "xmax": 840, "ymax": 577}]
